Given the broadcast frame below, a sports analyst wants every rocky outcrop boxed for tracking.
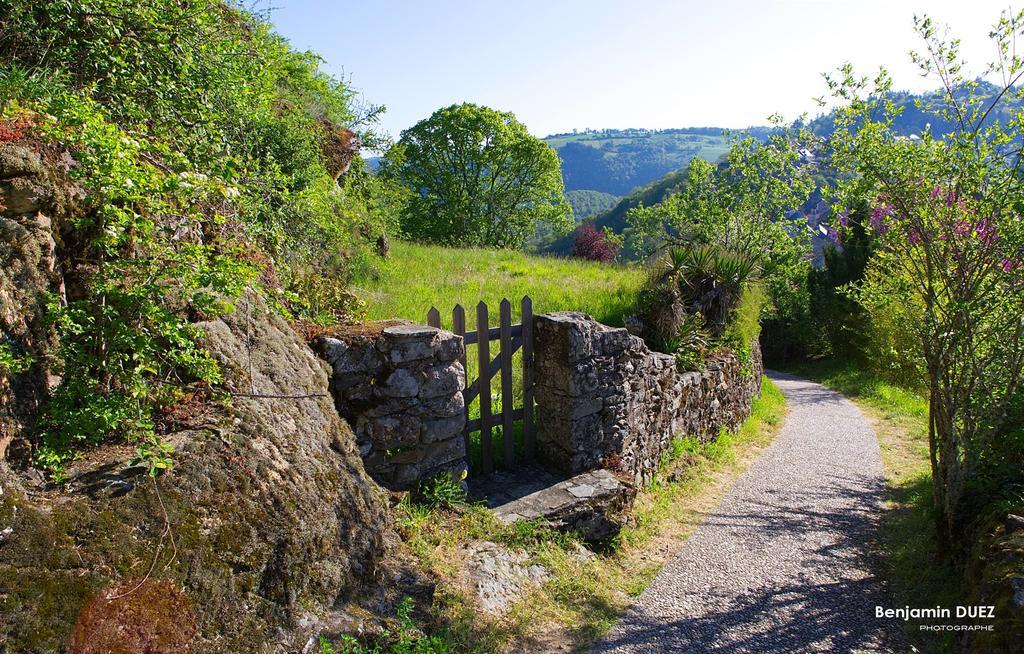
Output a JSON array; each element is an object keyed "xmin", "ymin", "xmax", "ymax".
[
  {"xmin": 315, "ymin": 323, "xmax": 467, "ymax": 490},
  {"xmin": 319, "ymin": 121, "xmax": 361, "ymax": 181},
  {"xmin": 463, "ymin": 541, "xmax": 549, "ymax": 614},
  {"xmin": 0, "ymin": 293, "xmax": 392, "ymax": 653},
  {"xmin": 533, "ymin": 312, "xmax": 763, "ymax": 486},
  {"xmin": 0, "ymin": 143, "xmax": 75, "ymax": 461}
]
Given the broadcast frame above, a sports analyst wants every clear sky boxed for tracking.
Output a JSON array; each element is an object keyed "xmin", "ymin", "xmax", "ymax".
[{"xmin": 265, "ymin": 0, "xmax": 1015, "ymax": 142}]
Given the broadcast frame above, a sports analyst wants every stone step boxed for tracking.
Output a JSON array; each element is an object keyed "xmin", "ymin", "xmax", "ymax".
[{"xmin": 469, "ymin": 464, "xmax": 636, "ymax": 543}]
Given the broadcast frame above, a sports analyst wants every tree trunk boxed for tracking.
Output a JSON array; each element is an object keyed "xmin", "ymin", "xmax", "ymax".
[
  {"xmin": 927, "ymin": 377, "xmax": 949, "ymax": 556},
  {"xmin": 931, "ymin": 384, "xmax": 966, "ymax": 555}
]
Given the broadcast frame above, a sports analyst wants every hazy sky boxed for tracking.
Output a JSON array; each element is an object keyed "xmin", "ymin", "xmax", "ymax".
[{"xmin": 266, "ymin": 1, "xmax": 1016, "ymax": 142}]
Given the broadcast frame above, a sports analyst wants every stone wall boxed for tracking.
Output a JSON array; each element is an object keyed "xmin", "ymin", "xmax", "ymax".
[
  {"xmin": 533, "ymin": 312, "xmax": 763, "ymax": 485},
  {"xmin": 315, "ymin": 322, "xmax": 467, "ymax": 490}
]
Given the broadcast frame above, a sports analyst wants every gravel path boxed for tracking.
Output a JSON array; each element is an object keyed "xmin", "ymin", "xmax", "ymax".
[{"xmin": 592, "ymin": 371, "xmax": 903, "ymax": 654}]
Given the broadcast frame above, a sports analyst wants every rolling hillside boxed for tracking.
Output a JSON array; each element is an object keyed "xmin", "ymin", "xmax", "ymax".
[
  {"xmin": 547, "ymin": 167, "xmax": 691, "ymax": 255},
  {"xmin": 543, "ymin": 127, "xmax": 770, "ymax": 196},
  {"xmin": 565, "ymin": 189, "xmax": 622, "ymax": 220}
]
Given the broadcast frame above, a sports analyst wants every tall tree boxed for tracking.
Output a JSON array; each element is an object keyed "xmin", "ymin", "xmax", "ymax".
[
  {"xmin": 383, "ymin": 103, "xmax": 571, "ymax": 248},
  {"xmin": 826, "ymin": 12, "xmax": 1024, "ymax": 551}
]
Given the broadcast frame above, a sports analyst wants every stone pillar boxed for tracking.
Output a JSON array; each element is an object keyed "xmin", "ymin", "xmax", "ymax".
[
  {"xmin": 533, "ymin": 312, "xmax": 682, "ymax": 484},
  {"xmin": 315, "ymin": 322, "xmax": 467, "ymax": 490}
]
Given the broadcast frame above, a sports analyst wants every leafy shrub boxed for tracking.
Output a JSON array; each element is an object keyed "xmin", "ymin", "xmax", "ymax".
[
  {"xmin": 722, "ymin": 283, "xmax": 766, "ymax": 351},
  {"xmin": 802, "ymin": 206, "xmax": 874, "ymax": 360},
  {"xmin": 665, "ymin": 313, "xmax": 710, "ymax": 371},
  {"xmin": 857, "ymin": 268, "xmax": 927, "ymax": 390},
  {"xmin": 571, "ymin": 223, "xmax": 622, "ymax": 262},
  {"xmin": 632, "ymin": 278, "xmax": 686, "ymax": 351},
  {"xmin": 722, "ymin": 283, "xmax": 767, "ymax": 375},
  {"xmin": 286, "ymin": 270, "xmax": 365, "ymax": 326},
  {"xmin": 669, "ymin": 244, "xmax": 758, "ymax": 335},
  {"xmin": 0, "ymin": 0, "xmax": 396, "ymax": 472},
  {"xmin": 0, "ymin": 342, "xmax": 33, "ymax": 376},
  {"xmin": 634, "ymin": 244, "xmax": 758, "ymax": 358}
]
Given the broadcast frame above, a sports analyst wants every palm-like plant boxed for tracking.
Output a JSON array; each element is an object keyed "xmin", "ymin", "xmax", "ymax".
[
  {"xmin": 672, "ymin": 244, "xmax": 759, "ymax": 335},
  {"xmin": 635, "ymin": 242, "xmax": 759, "ymax": 354}
]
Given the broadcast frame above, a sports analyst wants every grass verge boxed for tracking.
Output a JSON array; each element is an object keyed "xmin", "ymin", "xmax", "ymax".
[{"xmin": 342, "ymin": 377, "xmax": 785, "ymax": 654}]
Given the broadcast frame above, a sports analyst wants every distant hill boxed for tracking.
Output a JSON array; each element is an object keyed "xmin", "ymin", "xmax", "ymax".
[
  {"xmin": 565, "ymin": 189, "xmax": 621, "ymax": 221},
  {"xmin": 806, "ymin": 80, "xmax": 1024, "ymax": 138},
  {"xmin": 543, "ymin": 127, "xmax": 770, "ymax": 196},
  {"xmin": 547, "ymin": 168, "xmax": 691, "ymax": 255},
  {"xmin": 546, "ymin": 83, "xmax": 1024, "ymax": 258}
]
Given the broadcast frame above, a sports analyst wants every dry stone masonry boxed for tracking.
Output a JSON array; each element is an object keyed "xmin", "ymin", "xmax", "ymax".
[
  {"xmin": 316, "ymin": 322, "xmax": 467, "ymax": 490},
  {"xmin": 313, "ymin": 310, "xmax": 762, "ymax": 511},
  {"xmin": 533, "ymin": 312, "xmax": 763, "ymax": 485}
]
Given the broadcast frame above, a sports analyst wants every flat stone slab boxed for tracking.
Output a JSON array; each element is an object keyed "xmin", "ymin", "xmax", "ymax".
[
  {"xmin": 470, "ymin": 464, "xmax": 635, "ymax": 542},
  {"xmin": 382, "ymin": 324, "xmax": 441, "ymax": 339}
]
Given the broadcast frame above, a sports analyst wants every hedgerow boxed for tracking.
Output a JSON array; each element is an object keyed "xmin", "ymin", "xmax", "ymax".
[{"xmin": 0, "ymin": 0, "xmax": 400, "ymax": 474}]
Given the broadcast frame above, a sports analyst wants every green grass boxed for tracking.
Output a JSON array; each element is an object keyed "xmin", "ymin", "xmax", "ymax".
[
  {"xmin": 782, "ymin": 358, "xmax": 960, "ymax": 652},
  {"xmin": 353, "ymin": 240, "xmax": 645, "ymax": 326}
]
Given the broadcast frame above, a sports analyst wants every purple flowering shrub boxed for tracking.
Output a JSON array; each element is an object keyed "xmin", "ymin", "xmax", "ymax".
[
  {"xmin": 571, "ymin": 223, "xmax": 622, "ymax": 262},
  {"xmin": 825, "ymin": 11, "xmax": 1024, "ymax": 551}
]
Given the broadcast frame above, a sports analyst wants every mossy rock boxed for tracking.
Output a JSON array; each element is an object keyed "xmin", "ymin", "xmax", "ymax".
[{"xmin": 0, "ymin": 294, "xmax": 392, "ymax": 653}]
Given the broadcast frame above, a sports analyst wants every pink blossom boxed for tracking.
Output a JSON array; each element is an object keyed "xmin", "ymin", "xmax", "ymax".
[
  {"xmin": 975, "ymin": 218, "xmax": 998, "ymax": 246},
  {"xmin": 870, "ymin": 203, "xmax": 894, "ymax": 235}
]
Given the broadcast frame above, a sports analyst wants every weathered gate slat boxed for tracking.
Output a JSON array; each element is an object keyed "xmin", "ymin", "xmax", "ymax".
[
  {"xmin": 499, "ymin": 299, "xmax": 515, "ymax": 467},
  {"xmin": 466, "ymin": 407, "xmax": 524, "ymax": 433},
  {"xmin": 476, "ymin": 301, "xmax": 494, "ymax": 474},
  {"xmin": 521, "ymin": 295, "xmax": 535, "ymax": 461},
  {"xmin": 451, "ymin": 304, "xmax": 469, "ymax": 470},
  {"xmin": 462, "ymin": 323, "xmax": 522, "ymax": 345},
  {"xmin": 463, "ymin": 336, "xmax": 522, "ymax": 404},
  {"xmin": 428, "ymin": 296, "xmax": 534, "ymax": 478}
]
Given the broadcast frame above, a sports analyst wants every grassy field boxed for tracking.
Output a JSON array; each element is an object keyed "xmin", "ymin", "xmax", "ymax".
[
  {"xmin": 377, "ymin": 377, "xmax": 787, "ymax": 654},
  {"xmin": 352, "ymin": 240, "xmax": 646, "ymax": 326},
  {"xmin": 782, "ymin": 359, "xmax": 959, "ymax": 652}
]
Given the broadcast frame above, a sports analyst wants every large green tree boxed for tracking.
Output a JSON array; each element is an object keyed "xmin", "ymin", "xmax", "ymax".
[{"xmin": 383, "ymin": 103, "xmax": 571, "ymax": 248}]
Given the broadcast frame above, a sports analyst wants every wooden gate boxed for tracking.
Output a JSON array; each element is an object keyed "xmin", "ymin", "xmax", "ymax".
[{"xmin": 427, "ymin": 296, "xmax": 534, "ymax": 476}]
